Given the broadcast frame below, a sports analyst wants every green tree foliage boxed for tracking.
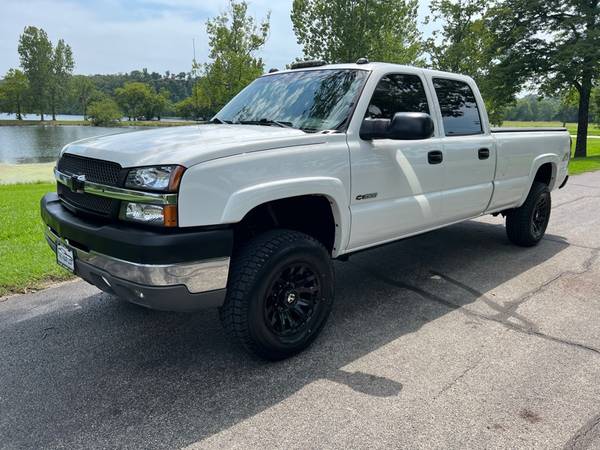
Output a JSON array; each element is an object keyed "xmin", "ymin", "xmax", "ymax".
[
  {"xmin": 503, "ymin": 94, "xmax": 581, "ymax": 123},
  {"xmin": 114, "ymin": 81, "xmax": 172, "ymax": 120},
  {"xmin": 488, "ymin": 0, "xmax": 600, "ymax": 157},
  {"xmin": 88, "ymin": 70, "xmax": 193, "ymax": 105},
  {"xmin": 291, "ymin": 0, "xmax": 422, "ymax": 64},
  {"xmin": 0, "ymin": 69, "xmax": 30, "ymax": 119},
  {"xmin": 48, "ymin": 39, "xmax": 74, "ymax": 121},
  {"xmin": 426, "ymin": 0, "xmax": 509, "ymax": 125},
  {"xmin": 69, "ymin": 75, "xmax": 98, "ymax": 119},
  {"xmin": 592, "ymin": 87, "xmax": 600, "ymax": 125},
  {"xmin": 175, "ymin": 82, "xmax": 213, "ymax": 120},
  {"xmin": 17, "ymin": 26, "xmax": 53, "ymax": 120},
  {"xmin": 87, "ymin": 98, "xmax": 122, "ymax": 126},
  {"xmin": 199, "ymin": 0, "xmax": 270, "ymax": 114},
  {"xmin": 115, "ymin": 82, "xmax": 154, "ymax": 120}
]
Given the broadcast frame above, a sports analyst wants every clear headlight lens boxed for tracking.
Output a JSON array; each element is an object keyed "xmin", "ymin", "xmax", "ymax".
[
  {"xmin": 120, "ymin": 202, "xmax": 178, "ymax": 227},
  {"xmin": 125, "ymin": 165, "xmax": 185, "ymax": 192}
]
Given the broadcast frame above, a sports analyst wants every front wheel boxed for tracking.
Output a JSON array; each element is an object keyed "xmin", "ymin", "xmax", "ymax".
[
  {"xmin": 219, "ymin": 230, "xmax": 334, "ymax": 360},
  {"xmin": 506, "ymin": 181, "xmax": 551, "ymax": 247}
]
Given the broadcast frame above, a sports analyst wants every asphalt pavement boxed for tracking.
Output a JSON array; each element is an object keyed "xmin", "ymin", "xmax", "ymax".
[{"xmin": 1, "ymin": 172, "xmax": 600, "ymax": 449}]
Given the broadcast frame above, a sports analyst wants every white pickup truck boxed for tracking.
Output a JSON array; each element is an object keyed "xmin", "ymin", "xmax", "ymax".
[{"xmin": 41, "ymin": 61, "xmax": 570, "ymax": 359}]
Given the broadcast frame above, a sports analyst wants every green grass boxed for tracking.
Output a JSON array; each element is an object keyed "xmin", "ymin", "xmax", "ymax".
[
  {"xmin": 0, "ymin": 119, "xmax": 198, "ymax": 127},
  {"xmin": 569, "ymin": 138, "xmax": 600, "ymax": 175},
  {"xmin": 0, "ymin": 183, "xmax": 73, "ymax": 296},
  {"xmin": 503, "ymin": 121, "xmax": 600, "ymax": 136}
]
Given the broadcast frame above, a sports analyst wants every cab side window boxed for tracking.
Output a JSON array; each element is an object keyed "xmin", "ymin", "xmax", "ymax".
[
  {"xmin": 366, "ymin": 74, "xmax": 430, "ymax": 119},
  {"xmin": 433, "ymin": 78, "xmax": 483, "ymax": 136}
]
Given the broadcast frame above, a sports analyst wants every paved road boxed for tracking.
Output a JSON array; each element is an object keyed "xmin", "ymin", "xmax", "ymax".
[{"xmin": 2, "ymin": 173, "xmax": 600, "ymax": 449}]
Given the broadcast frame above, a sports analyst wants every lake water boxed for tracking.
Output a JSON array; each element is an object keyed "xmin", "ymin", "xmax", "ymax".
[{"xmin": 0, "ymin": 126, "xmax": 141, "ymax": 164}]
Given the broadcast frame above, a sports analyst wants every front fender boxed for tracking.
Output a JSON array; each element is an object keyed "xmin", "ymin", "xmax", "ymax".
[
  {"xmin": 222, "ymin": 177, "xmax": 350, "ymax": 255},
  {"xmin": 177, "ymin": 139, "xmax": 352, "ymax": 255}
]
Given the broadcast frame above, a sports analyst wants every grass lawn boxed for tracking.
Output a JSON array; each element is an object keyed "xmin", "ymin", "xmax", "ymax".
[
  {"xmin": 0, "ymin": 183, "xmax": 73, "ymax": 296},
  {"xmin": 570, "ymin": 138, "xmax": 600, "ymax": 175},
  {"xmin": 503, "ymin": 121, "xmax": 600, "ymax": 136}
]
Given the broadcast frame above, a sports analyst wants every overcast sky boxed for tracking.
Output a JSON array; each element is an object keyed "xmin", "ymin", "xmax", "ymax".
[{"xmin": 0, "ymin": 0, "xmax": 435, "ymax": 76}]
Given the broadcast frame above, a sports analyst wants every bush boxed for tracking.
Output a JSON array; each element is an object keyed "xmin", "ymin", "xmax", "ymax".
[{"xmin": 87, "ymin": 98, "xmax": 122, "ymax": 126}]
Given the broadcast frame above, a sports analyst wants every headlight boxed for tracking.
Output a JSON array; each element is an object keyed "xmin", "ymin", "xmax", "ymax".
[
  {"xmin": 120, "ymin": 202, "xmax": 178, "ymax": 227},
  {"xmin": 125, "ymin": 165, "xmax": 185, "ymax": 192}
]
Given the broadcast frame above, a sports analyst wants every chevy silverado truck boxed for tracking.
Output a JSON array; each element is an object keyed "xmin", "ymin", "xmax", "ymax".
[{"xmin": 41, "ymin": 61, "xmax": 570, "ymax": 360}]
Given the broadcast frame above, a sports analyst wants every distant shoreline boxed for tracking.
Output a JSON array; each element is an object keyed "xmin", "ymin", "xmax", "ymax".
[{"xmin": 0, "ymin": 119, "xmax": 199, "ymax": 127}]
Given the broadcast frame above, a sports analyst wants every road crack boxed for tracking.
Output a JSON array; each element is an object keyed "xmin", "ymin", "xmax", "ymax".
[
  {"xmin": 564, "ymin": 413, "xmax": 600, "ymax": 449},
  {"xmin": 351, "ymin": 248, "xmax": 600, "ymax": 357}
]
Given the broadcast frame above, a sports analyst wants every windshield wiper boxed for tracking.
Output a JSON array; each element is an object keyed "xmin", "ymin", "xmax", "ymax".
[
  {"xmin": 212, "ymin": 117, "xmax": 235, "ymax": 124},
  {"xmin": 238, "ymin": 119, "xmax": 295, "ymax": 129}
]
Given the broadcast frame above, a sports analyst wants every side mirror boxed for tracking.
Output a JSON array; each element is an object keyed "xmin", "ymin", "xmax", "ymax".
[{"xmin": 360, "ymin": 112, "xmax": 435, "ymax": 140}]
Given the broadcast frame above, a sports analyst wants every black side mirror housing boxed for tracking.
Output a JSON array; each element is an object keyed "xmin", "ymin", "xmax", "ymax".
[{"xmin": 360, "ymin": 112, "xmax": 435, "ymax": 140}]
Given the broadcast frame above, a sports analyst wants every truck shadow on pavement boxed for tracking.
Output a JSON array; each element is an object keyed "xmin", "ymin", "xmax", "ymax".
[{"xmin": 0, "ymin": 219, "xmax": 571, "ymax": 448}]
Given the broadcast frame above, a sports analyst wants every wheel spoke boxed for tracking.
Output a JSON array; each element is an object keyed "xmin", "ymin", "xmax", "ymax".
[{"xmin": 263, "ymin": 262, "xmax": 321, "ymax": 336}]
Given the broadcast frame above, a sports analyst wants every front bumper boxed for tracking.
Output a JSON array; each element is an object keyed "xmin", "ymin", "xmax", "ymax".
[{"xmin": 41, "ymin": 193, "xmax": 232, "ymax": 311}]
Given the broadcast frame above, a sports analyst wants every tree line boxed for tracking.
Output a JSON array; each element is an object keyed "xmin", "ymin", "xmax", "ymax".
[{"xmin": 0, "ymin": 0, "xmax": 598, "ymax": 156}]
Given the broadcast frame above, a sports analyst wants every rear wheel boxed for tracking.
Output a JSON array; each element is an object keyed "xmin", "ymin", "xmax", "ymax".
[
  {"xmin": 506, "ymin": 181, "xmax": 551, "ymax": 247},
  {"xmin": 219, "ymin": 229, "xmax": 334, "ymax": 360}
]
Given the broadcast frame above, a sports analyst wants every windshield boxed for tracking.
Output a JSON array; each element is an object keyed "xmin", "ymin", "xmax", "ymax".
[{"xmin": 214, "ymin": 69, "xmax": 369, "ymax": 133}]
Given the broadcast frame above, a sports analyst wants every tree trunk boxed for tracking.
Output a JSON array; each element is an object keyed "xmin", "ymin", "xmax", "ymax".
[
  {"xmin": 16, "ymin": 100, "xmax": 22, "ymax": 120},
  {"xmin": 40, "ymin": 112, "xmax": 44, "ymax": 121},
  {"xmin": 52, "ymin": 101, "xmax": 56, "ymax": 121},
  {"xmin": 574, "ymin": 78, "xmax": 592, "ymax": 158}
]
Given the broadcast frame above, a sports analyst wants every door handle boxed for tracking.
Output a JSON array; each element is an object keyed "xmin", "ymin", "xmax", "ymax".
[
  {"xmin": 428, "ymin": 150, "xmax": 443, "ymax": 165},
  {"xmin": 478, "ymin": 148, "xmax": 490, "ymax": 160}
]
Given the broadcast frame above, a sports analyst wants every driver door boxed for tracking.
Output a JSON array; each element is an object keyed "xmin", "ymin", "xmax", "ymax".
[{"xmin": 347, "ymin": 72, "xmax": 446, "ymax": 250}]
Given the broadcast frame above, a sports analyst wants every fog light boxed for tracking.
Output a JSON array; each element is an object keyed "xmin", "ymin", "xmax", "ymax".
[{"xmin": 120, "ymin": 202, "xmax": 177, "ymax": 227}]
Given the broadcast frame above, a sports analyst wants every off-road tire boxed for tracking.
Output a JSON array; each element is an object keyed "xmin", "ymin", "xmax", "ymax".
[
  {"xmin": 506, "ymin": 181, "xmax": 551, "ymax": 247},
  {"xmin": 219, "ymin": 229, "xmax": 334, "ymax": 360}
]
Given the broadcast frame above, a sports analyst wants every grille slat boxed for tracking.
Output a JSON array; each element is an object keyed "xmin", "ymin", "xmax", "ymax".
[
  {"xmin": 57, "ymin": 154, "xmax": 121, "ymax": 186},
  {"xmin": 57, "ymin": 154, "xmax": 122, "ymax": 217}
]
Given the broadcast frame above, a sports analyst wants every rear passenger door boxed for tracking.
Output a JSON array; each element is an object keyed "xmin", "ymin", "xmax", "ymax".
[{"xmin": 431, "ymin": 78, "xmax": 496, "ymax": 221}]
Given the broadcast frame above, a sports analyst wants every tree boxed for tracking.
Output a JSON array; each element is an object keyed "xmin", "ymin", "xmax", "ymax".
[
  {"xmin": 200, "ymin": 0, "xmax": 270, "ymax": 114},
  {"xmin": 48, "ymin": 38, "xmax": 74, "ymax": 121},
  {"xmin": 592, "ymin": 87, "xmax": 600, "ymax": 125},
  {"xmin": 18, "ymin": 26, "xmax": 53, "ymax": 120},
  {"xmin": 426, "ymin": 0, "xmax": 511, "ymax": 124},
  {"xmin": 175, "ymin": 81, "xmax": 213, "ymax": 119},
  {"xmin": 70, "ymin": 75, "xmax": 97, "ymax": 119},
  {"xmin": 489, "ymin": 0, "xmax": 600, "ymax": 157},
  {"xmin": 0, "ymin": 69, "xmax": 29, "ymax": 119},
  {"xmin": 291, "ymin": 0, "xmax": 423, "ymax": 65},
  {"xmin": 114, "ymin": 82, "xmax": 154, "ymax": 120},
  {"xmin": 87, "ymin": 98, "xmax": 122, "ymax": 126}
]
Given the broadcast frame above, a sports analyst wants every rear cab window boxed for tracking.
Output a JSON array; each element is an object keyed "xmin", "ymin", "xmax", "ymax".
[
  {"xmin": 432, "ymin": 78, "xmax": 483, "ymax": 136},
  {"xmin": 366, "ymin": 73, "xmax": 430, "ymax": 119}
]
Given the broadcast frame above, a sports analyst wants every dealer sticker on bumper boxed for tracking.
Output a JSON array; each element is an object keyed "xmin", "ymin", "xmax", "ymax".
[{"xmin": 56, "ymin": 242, "xmax": 75, "ymax": 272}]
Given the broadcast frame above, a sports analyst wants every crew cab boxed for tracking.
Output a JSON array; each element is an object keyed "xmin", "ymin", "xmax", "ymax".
[{"xmin": 41, "ymin": 61, "xmax": 570, "ymax": 360}]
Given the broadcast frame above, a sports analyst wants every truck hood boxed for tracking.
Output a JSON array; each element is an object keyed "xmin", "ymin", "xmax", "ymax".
[{"xmin": 62, "ymin": 124, "xmax": 328, "ymax": 168}]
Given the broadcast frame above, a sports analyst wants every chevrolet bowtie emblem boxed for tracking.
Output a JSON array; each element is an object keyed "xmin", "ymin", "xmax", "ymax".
[{"xmin": 70, "ymin": 174, "xmax": 86, "ymax": 193}]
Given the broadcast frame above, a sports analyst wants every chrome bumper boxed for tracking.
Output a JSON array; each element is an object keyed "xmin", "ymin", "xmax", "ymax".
[{"xmin": 44, "ymin": 226, "xmax": 229, "ymax": 294}]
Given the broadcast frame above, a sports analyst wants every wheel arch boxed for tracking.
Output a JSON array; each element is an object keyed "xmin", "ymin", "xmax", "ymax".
[
  {"xmin": 518, "ymin": 155, "xmax": 559, "ymax": 206},
  {"xmin": 222, "ymin": 177, "xmax": 350, "ymax": 257}
]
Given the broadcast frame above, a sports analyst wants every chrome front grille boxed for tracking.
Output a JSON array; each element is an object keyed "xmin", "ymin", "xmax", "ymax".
[
  {"xmin": 57, "ymin": 154, "xmax": 121, "ymax": 186},
  {"xmin": 56, "ymin": 154, "xmax": 123, "ymax": 217}
]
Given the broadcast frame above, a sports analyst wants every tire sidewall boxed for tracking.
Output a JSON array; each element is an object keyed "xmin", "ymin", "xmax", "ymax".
[
  {"xmin": 244, "ymin": 237, "xmax": 334, "ymax": 357},
  {"xmin": 529, "ymin": 188, "xmax": 551, "ymax": 241}
]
